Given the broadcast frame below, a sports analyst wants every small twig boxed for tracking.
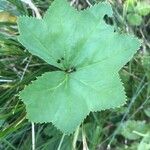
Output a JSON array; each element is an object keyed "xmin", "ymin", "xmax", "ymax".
[
  {"xmin": 57, "ymin": 134, "xmax": 65, "ymax": 150},
  {"xmin": 12, "ymin": 56, "xmax": 32, "ymax": 115},
  {"xmin": 21, "ymin": 0, "xmax": 41, "ymax": 19},
  {"xmin": 0, "ymin": 79, "xmax": 14, "ymax": 83},
  {"xmin": 82, "ymin": 127, "xmax": 89, "ymax": 150},
  {"xmin": 85, "ymin": 0, "xmax": 92, "ymax": 7},
  {"xmin": 20, "ymin": 56, "xmax": 32, "ymax": 81},
  {"xmin": 14, "ymin": 116, "xmax": 26, "ymax": 127},
  {"xmin": 140, "ymin": 28, "xmax": 150, "ymax": 51},
  {"xmin": 73, "ymin": 126, "xmax": 80, "ymax": 150},
  {"xmin": 132, "ymin": 130, "xmax": 146, "ymax": 137},
  {"xmin": 70, "ymin": 0, "xmax": 76, "ymax": 6},
  {"xmin": 32, "ymin": 122, "xmax": 35, "ymax": 150},
  {"xmin": 129, "ymin": 96, "xmax": 150, "ymax": 119}
]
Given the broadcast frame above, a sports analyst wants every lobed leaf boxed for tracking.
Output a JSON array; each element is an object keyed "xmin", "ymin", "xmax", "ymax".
[{"xmin": 18, "ymin": 0, "xmax": 140, "ymax": 134}]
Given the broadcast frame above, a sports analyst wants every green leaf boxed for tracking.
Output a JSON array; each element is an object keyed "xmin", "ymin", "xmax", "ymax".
[
  {"xmin": 124, "ymin": 0, "xmax": 136, "ymax": 13},
  {"xmin": 138, "ymin": 132, "xmax": 150, "ymax": 150},
  {"xmin": 135, "ymin": 2, "xmax": 150, "ymax": 16},
  {"xmin": 18, "ymin": 0, "xmax": 140, "ymax": 134},
  {"xmin": 120, "ymin": 120, "xmax": 148, "ymax": 140},
  {"xmin": 144, "ymin": 108, "xmax": 150, "ymax": 118},
  {"xmin": 127, "ymin": 13, "xmax": 142, "ymax": 26}
]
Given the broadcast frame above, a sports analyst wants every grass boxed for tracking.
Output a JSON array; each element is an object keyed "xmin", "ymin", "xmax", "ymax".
[{"xmin": 0, "ymin": 0, "xmax": 150, "ymax": 149}]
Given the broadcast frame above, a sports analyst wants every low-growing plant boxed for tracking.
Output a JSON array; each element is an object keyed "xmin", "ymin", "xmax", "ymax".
[{"xmin": 17, "ymin": 0, "xmax": 140, "ymax": 134}]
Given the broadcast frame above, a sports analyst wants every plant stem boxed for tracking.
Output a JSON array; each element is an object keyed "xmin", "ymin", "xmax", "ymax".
[
  {"xmin": 73, "ymin": 126, "xmax": 80, "ymax": 150},
  {"xmin": 21, "ymin": 0, "xmax": 41, "ymax": 19},
  {"xmin": 32, "ymin": 122, "xmax": 35, "ymax": 150},
  {"xmin": 57, "ymin": 134, "xmax": 65, "ymax": 150}
]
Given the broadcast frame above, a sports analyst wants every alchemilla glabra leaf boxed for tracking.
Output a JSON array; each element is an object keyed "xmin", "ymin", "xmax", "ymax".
[{"xmin": 18, "ymin": 0, "xmax": 140, "ymax": 134}]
